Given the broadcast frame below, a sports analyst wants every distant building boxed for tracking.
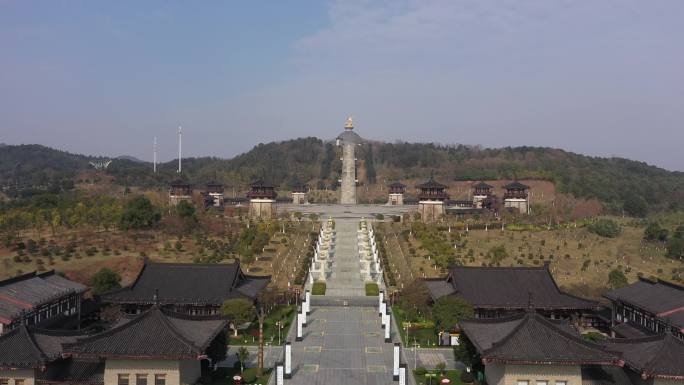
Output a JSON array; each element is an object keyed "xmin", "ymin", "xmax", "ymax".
[
  {"xmin": 291, "ymin": 182, "xmax": 309, "ymax": 205},
  {"xmin": 247, "ymin": 180, "xmax": 277, "ymax": 219},
  {"xmin": 0, "ymin": 271, "xmax": 87, "ymax": 335},
  {"xmin": 168, "ymin": 179, "xmax": 193, "ymax": 206},
  {"xmin": 461, "ymin": 310, "xmax": 624, "ymax": 385},
  {"xmin": 416, "ymin": 179, "xmax": 449, "ymax": 222},
  {"xmin": 101, "ymin": 260, "xmax": 269, "ymax": 316},
  {"xmin": 472, "ymin": 181, "xmax": 493, "ymax": 208},
  {"xmin": 387, "ymin": 182, "xmax": 406, "ymax": 206},
  {"xmin": 424, "ymin": 265, "xmax": 598, "ymax": 323},
  {"xmin": 205, "ymin": 181, "xmax": 224, "ymax": 207},
  {"xmin": 503, "ymin": 181, "xmax": 530, "ymax": 214},
  {"xmin": 604, "ymin": 277, "xmax": 684, "ymax": 340}
]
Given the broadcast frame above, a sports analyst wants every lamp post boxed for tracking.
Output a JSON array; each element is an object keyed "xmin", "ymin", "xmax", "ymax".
[{"xmin": 257, "ymin": 307, "xmax": 265, "ymax": 378}]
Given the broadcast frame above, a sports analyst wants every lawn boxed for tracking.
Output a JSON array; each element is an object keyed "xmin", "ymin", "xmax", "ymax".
[
  {"xmin": 365, "ymin": 282, "xmax": 379, "ymax": 296},
  {"xmin": 312, "ymin": 281, "xmax": 326, "ymax": 295},
  {"xmin": 392, "ymin": 305, "xmax": 440, "ymax": 348},
  {"xmin": 413, "ymin": 369, "xmax": 470, "ymax": 385},
  {"xmin": 230, "ymin": 305, "xmax": 295, "ymax": 346}
]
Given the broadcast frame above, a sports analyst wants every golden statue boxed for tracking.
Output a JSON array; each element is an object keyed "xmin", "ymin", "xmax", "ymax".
[{"xmin": 345, "ymin": 117, "xmax": 354, "ymax": 129}]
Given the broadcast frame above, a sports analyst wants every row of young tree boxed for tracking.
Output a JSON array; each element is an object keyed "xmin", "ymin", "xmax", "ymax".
[{"xmin": 0, "ymin": 193, "xmax": 163, "ymax": 243}]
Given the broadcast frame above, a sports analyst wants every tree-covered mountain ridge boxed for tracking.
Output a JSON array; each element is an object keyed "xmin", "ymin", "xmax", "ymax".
[{"xmin": 1, "ymin": 139, "xmax": 682, "ymax": 213}]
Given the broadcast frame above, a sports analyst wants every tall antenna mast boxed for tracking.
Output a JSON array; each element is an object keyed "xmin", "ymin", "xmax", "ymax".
[
  {"xmin": 153, "ymin": 136, "xmax": 157, "ymax": 173},
  {"xmin": 177, "ymin": 125, "xmax": 182, "ymax": 174}
]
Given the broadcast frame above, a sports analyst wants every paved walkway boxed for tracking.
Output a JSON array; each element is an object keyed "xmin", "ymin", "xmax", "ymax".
[{"xmin": 325, "ymin": 219, "xmax": 365, "ymax": 297}]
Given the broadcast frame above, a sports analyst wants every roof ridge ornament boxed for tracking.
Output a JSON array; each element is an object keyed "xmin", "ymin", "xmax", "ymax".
[
  {"xmin": 527, "ymin": 291, "xmax": 535, "ymax": 313},
  {"xmin": 345, "ymin": 117, "xmax": 353, "ymax": 130}
]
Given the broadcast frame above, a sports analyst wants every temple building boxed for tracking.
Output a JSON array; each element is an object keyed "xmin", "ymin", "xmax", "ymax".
[
  {"xmin": 0, "ymin": 271, "xmax": 87, "ymax": 335},
  {"xmin": 168, "ymin": 180, "xmax": 193, "ymax": 206},
  {"xmin": 63, "ymin": 307, "xmax": 226, "ymax": 385},
  {"xmin": 603, "ymin": 333, "xmax": 684, "ymax": 384},
  {"xmin": 291, "ymin": 182, "xmax": 309, "ymax": 205},
  {"xmin": 0, "ymin": 325, "xmax": 101, "ymax": 385},
  {"xmin": 247, "ymin": 180, "xmax": 277, "ymax": 219},
  {"xmin": 387, "ymin": 182, "xmax": 406, "ymax": 205},
  {"xmin": 101, "ymin": 260, "xmax": 270, "ymax": 315},
  {"xmin": 472, "ymin": 181, "xmax": 494, "ymax": 208},
  {"xmin": 604, "ymin": 277, "xmax": 684, "ymax": 340},
  {"xmin": 503, "ymin": 181, "xmax": 530, "ymax": 214},
  {"xmin": 416, "ymin": 179, "xmax": 449, "ymax": 222},
  {"xmin": 424, "ymin": 265, "xmax": 598, "ymax": 323},
  {"xmin": 460, "ymin": 310, "xmax": 624, "ymax": 385},
  {"xmin": 0, "ymin": 308, "xmax": 228, "ymax": 385},
  {"xmin": 205, "ymin": 181, "xmax": 224, "ymax": 207},
  {"xmin": 336, "ymin": 117, "xmax": 363, "ymax": 204}
]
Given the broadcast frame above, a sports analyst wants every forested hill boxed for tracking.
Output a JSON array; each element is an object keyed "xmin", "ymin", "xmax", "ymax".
[{"xmin": 1, "ymin": 139, "xmax": 683, "ymax": 214}]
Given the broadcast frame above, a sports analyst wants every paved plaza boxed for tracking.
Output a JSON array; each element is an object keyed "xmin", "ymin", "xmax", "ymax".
[{"xmin": 286, "ymin": 306, "xmax": 402, "ymax": 385}]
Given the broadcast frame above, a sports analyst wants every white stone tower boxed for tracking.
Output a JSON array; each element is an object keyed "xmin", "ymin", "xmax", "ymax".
[{"xmin": 336, "ymin": 117, "xmax": 362, "ymax": 204}]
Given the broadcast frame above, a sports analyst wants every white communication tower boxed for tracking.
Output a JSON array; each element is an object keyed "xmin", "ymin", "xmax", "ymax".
[
  {"xmin": 177, "ymin": 125, "xmax": 182, "ymax": 174},
  {"xmin": 153, "ymin": 137, "xmax": 158, "ymax": 173}
]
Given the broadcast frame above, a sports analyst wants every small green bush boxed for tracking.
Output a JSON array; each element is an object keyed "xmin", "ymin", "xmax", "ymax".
[
  {"xmin": 588, "ymin": 219, "xmax": 621, "ymax": 238},
  {"xmin": 365, "ymin": 283, "xmax": 379, "ymax": 296},
  {"xmin": 312, "ymin": 282, "xmax": 326, "ymax": 295}
]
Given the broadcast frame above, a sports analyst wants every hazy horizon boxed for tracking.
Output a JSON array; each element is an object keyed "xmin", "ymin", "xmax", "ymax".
[{"xmin": 1, "ymin": 1, "xmax": 683, "ymax": 171}]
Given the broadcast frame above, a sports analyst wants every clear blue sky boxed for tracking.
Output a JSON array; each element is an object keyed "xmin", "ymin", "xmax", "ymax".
[{"xmin": 1, "ymin": 1, "xmax": 683, "ymax": 171}]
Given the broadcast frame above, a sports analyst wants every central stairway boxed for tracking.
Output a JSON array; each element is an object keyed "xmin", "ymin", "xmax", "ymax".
[{"xmin": 325, "ymin": 218, "xmax": 366, "ymax": 297}]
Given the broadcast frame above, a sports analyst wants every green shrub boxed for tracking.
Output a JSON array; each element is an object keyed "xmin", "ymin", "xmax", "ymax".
[
  {"xmin": 588, "ymin": 219, "xmax": 621, "ymax": 238},
  {"xmin": 415, "ymin": 367, "xmax": 428, "ymax": 376},
  {"xmin": 365, "ymin": 283, "xmax": 379, "ymax": 296},
  {"xmin": 312, "ymin": 282, "xmax": 326, "ymax": 295}
]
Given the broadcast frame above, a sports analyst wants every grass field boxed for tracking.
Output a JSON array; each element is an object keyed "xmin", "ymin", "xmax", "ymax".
[
  {"xmin": 0, "ymin": 222, "xmax": 313, "ymax": 290},
  {"xmin": 379, "ymin": 217, "xmax": 684, "ymax": 300}
]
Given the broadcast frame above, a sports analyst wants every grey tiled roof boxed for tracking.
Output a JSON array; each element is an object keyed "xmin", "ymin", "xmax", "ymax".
[
  {"xmin": 0, "ymin": 325, "xmax": 85, "ymax": 368},
  {"xmin": 461, "ymin": 311, "xmax": 620, "ymax": 365},
  {"xmin": 336, "ymin": 130, "xmax": 363, "ymax": 145},
  {"xmin": 604, "ymin": 278, "xmax": 684, "ymax": 327},
  {"xmin": 64, "ymin": 307, "xmax": 226, "ymax": 359},
  {"xmin": 437, "ymin": 265, "xmax": 596, "ymax": 310},
  {"xmin": 603, "ymin": 334, "xmax": 684, "ymax": 380},
  {"xmin": 102, "ymin": 261, "xmax": 269, "ymax": 305},
  {"xmin": 503, "ymin": 181, "xmax": 529, "ymax": 190},
  {"xmin": 422, "ymin": 279, "xmax": 456, "ymax": 300},
  {"xmin": 416, "ymin": 179, "xmax": 447, "ymax": 189},
  {"xmin": 0, "ymin": 271, "xmax": 87, "ymax": 323}
]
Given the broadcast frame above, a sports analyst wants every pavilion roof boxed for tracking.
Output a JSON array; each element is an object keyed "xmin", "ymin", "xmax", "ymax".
[
  {"xmin": 388, "ymin": 182, "xmax": 406, "ymax": 188},
  {"xmin": 461, "ymin": 311, "xmax": 621, "ymax": 366},
  {"xmin": 426, "ymin": 265, "xmax": 596, "ymax": 310},
  {"xmin": 473, "ymin": 181, "xmax": 494, "ymax": 189},
  {"xmin": 503, "ymin": 181, "xmax": 529, "ymax": 190},
  {"xmin": 416, "ymin": 179, "xmax": 447, "ymax": 189},
  {"xmin": 102, "ymin": 260, "xmax": 269, "ymax": 306},
  {"xmin": 0, "ymin": 325, "xmax": 84, "ymax": 368},
  {"xmin": 0, "ymin": 271, "xmax": 87, "ymax": 324},
  {"xmin": 603, "ymin": 333, "xmax": 684, "ymax": 380},
  {"xmin": 604, "ymin": 278, "xmax": 684, "ymax": 328},
  {"xmin": 169, "ymin": 179, "xmax": 192, "ymax": 187},
  {"xmin": 64, "ymin": 307, "xmax": 226, "ymax": 360},
  {"xmin": 250, "ymin": 180, "xmax": 275, "ymax": 188}
]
